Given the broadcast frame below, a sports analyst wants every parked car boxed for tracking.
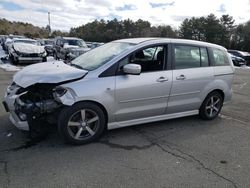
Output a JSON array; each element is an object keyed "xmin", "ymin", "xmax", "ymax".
[
  {"xmin": 40, "ymin": 38, "xmax": 54, "ymax": 56},
  {"xmin": 8, "ymin": 38, "xmax": 47, "ymax": 64},
  {"xmin": 53, "ymin": 37, "xmax": 90, "ymax": 62},
  {"xmin": 0, "ymin": 35, "xmax": 7, "ymax": 45},
  {"xmin": 2, "ymin": 35, "xmax": 24, "ymax": 52},
  {"xmin": 1, "ymin": 36, "xmax": 7, "ymax": 50},
  {"xmin": 3, "ymin": 38, "xmax": 234, "ymax": 144},
  {"xmin": 228, "ymin": 53, "xmax": 246, "ymax": 66},
  {"xmin": 85, "ymin": 41, "xmax": 92, "ymax": 48},
  {"xmin": 3, "ymin": 38, "xmax": 13, "ymax": 53},
  {"xmin": 90, "ymin": 42, "xmax": 104, "ymax": 49},
  {"xmin": 228, "ymin": 50, "xmax": 250, "ymax": 66}
]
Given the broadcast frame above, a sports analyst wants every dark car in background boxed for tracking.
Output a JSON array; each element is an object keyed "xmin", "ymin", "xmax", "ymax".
[
  {"xmin": 90, "ymin": 42, "xmax": 104, "ymax": 49},
  {"xmin": 0, "ymin": 35, "xmax": 7, "ymax": 45},
  {"xmin": 228, "ymin": 53, "xmax": 246, "ymax": 66},
  {"xmin": 228, "ymin": 50, "xmax": 250, "ymax": 66},
  {"xmin": 53, "ymin": 37, "xmax": 90, "ymax": 62}
]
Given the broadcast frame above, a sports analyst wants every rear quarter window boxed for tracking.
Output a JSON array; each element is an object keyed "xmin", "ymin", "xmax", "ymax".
[{"xmin": 211, "ymin": 48, "xmax": 229, "ymax": 66}]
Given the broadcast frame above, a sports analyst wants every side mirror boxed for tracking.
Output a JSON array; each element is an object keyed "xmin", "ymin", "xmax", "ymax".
[{"xmin": 123, "ymin": 64, "xmax": 141, "ymax": 75}]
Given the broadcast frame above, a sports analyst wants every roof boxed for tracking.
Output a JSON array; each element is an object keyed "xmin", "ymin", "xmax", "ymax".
[
  {"xmin": 62, "ymin": 37, "xmax": 82, "ymax": 40},
  {"xmin": 114, "ymin": 37, "xmax": 226, "ymax": 50},
  {"xmin": 114, "ymin": 38, "xmax": 158, "ymax": 44}
]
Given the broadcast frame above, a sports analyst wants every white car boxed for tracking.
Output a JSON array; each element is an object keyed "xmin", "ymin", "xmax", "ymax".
[{"xmin": 9, "ymin": 38, "xmax": 47, "ymax": 64}]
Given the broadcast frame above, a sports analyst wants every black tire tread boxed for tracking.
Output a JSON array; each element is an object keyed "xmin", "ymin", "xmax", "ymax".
[
  {"xmin": 199, "ymin": 91, "xmax": 223, "ymax": 120},
  {"xmin": 58, "ymin": 102, "xmax": 105, "ymax": 145}
]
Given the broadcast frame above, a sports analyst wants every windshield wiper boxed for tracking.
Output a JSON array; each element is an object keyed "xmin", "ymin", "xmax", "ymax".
[{"xmin": 70, "ymin": 63, "xmax": 84, "ymax": 70}]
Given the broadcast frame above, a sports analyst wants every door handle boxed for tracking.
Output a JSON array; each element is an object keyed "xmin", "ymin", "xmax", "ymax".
[
  {"xmin": 176, "ymin": 75, "xmax": 186, "ymax": 80},
  {"xmin": 157, "ymin": 77, "xmax": 168, "ymax": 82}
]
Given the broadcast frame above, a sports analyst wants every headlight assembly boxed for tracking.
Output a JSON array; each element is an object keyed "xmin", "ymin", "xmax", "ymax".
[
  {"xmin": 53, "ymin": 86, "xmax": 67, "ymax": 98},
  {"xmin": 52, "ymin": 86, "xmax": 75, "ymax": 105}
]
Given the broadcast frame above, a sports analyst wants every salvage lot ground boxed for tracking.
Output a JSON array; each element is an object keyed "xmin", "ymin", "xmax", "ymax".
[{"xmin": 0, "ymin": 53, "xmax": 250, "ymax": 188}]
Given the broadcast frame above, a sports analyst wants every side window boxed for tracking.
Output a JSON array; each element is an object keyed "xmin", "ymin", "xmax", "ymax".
[
  {"xmin": 174, "ymin": 45, "xmax": 200, "ymax": 69},
  {"xmin": 174, "ymin": 45, "xmax": 209, "ymax": 69},
  {"xmin": 212, "ymin": 49, "xmax": 229, "ymax": 66},
  {"xmin": 119, "ymin": 45, "xmax": 166, "ymax": 73}
]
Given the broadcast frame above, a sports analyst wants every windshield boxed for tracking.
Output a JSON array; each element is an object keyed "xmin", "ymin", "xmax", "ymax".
[
  {"xmin": 44, "ymin": 40, "xmax": 54, "ymax": 45},
  {"xmin": 14, "ymin": 40, "xmax": 37, "ymax": 45},
  {"xmin": 71, "ymin": 42, "xmax": 135, "ymax": 71},
  {"xmin": 65, "ymin": 39, "xmax": 87, "ymax": 48}
]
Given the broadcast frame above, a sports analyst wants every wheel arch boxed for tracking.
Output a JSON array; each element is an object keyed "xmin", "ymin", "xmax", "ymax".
[
  {"xmin": 206, "ymin": 89, "xmax": 225, "ymax": 101},
  {"xmin": 201, "ymin": 77, "xmax": 231, "ymax": 104},
  {"xmin": 200, "ymin": 88, "xmax": 225, "ymax": 107}
]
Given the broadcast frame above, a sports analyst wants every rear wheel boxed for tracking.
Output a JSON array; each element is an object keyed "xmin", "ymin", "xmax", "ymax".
[
  {"xmin": 199, "ymin": 91, "xmax": 223, "ymax": 120},
  {"xmin": 58, "ymin": 102, "xmax": 105, "ymax": 145}
]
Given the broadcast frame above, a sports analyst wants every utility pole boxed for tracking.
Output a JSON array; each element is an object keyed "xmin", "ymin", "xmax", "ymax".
[{"xmin": 48, "ymin": 12, "xmax": 51, "ymax": 36}]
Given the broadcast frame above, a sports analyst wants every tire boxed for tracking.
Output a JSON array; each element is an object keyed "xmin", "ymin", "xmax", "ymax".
[
  {"xmin": 58, "ymin": 102, "xmax": 106, "ymax": 145},
  {"xmin": 42, "ymin": 57, "xmax": 47, "ymax": 62},
  {"xmin": 199, "ymin": 91, "xmax": 223, "ymax": 120},
  {"xmin": 53, "ymin": 52, "xmax": 58, "ymax": 60},
  {"xmin": 10, "ymin": 54, "xmax": 18, "ymax": 65}
]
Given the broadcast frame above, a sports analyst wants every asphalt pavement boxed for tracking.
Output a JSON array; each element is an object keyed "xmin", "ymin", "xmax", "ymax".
[{"xmin": 0, "ymin": 63, "xmax": 250, "ymax": 188}]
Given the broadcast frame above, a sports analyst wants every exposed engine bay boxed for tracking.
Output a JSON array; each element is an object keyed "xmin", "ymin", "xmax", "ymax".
[
  {"xmin": 3, "ymin": 61, "xmax": 85, "ymax": 135},
  {"xmin": 6, "ymin": 82, "xmax": 76, "ymax": 137},
  {"xmin": 15, "ymin": 84, "xmax": 63, "ymax": 122}
]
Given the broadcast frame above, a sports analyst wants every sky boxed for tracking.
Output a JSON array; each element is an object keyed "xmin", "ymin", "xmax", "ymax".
[{"xmin": 0, "ymin": 0, "xmax": 250, "ymax": 31}]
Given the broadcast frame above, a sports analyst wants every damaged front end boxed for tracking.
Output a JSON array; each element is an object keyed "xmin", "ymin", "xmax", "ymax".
[{"xmin": 4, "ymin": 82, "xmax": 76, "ymax": 132}]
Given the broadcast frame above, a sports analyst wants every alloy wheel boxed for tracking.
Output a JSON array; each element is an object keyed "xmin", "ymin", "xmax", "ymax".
[
  {"xmin": 67, "ymin": 109, "xmax": 99, "ymax": 140},
  {"xmin": 205, "ymin": 96, "xmax": 221, "ymax": 118}
]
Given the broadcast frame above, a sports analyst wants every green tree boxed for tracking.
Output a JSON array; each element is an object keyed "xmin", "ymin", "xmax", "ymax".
[{"xmin": 219, "ymin": 15, "xmax": 235, "ymax": 48}]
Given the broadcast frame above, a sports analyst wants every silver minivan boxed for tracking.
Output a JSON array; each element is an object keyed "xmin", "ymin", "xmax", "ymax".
[{"xmin": 3, "ymin": 38, "xmax": 234, "ymax": 144}]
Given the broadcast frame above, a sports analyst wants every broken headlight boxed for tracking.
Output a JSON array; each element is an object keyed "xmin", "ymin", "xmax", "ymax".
[
  {"xmin": 52, "ymin": 86, "xmax": 75, "ymax": 105},
  {"xmin": 53, "ymin": 86, "xmax": 67, "ymax": 98}
]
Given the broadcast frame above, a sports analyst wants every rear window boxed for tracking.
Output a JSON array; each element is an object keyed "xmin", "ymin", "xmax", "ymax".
[{"xmin": 211, "ymin": 48, "xmax": 229, "ymax": 66}]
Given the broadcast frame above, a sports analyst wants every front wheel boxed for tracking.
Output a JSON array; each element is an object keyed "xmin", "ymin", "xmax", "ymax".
[
  {"xmin": 58, "ymin": 102, "xmax": 106, "ymax": 145},
  {"xmin": 199, "ymin": 91, "xmax": 223, "ymax": 120}
]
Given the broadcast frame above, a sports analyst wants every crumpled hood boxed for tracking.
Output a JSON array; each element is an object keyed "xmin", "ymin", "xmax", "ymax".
[
  {"xmin": 14, "ymin": 61, "xmax": 88, "ymax": 88},
  {"xmin": 14, "ymin": 43, "xmax": 45, "ymax": 54}
]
